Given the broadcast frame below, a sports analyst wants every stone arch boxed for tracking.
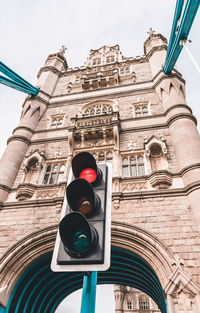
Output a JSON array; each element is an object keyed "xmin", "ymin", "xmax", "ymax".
[{"xmin": 0, "ymin": 221, "xmax": 174, "ymax": 311}]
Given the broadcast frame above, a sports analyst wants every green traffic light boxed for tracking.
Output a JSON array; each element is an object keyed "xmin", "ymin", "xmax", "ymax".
[{"xmin": 72, "ymin": 230, "xmax": 90, "ymax": 252}]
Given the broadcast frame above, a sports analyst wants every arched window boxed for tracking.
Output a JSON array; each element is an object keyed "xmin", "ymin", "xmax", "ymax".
[
  {"xmin": 138, "ymin": 156, "xmax": 145, "ymax": 176},
  {"xmin": 106, "ymin": 151, "xmax": 113, "ymax": 163},
  {"xmin": 91, "ymin": 151, "xmax": 113, "ymax": 164},
  {"xmin": 142, "ymin": 106, "xmax": 148, "ymax": 116},
  {"xmin": 83, "ymin": 103, "xmax": 113, "ymax": 116},
  {"xmin": 135, "ymin": 107, "xmax": 141, "ymax": 117},
  {"xmin": 139, "ymin": 295, "xmax": 150, "ymax": 310},
  {"xmin": 98, "ymin": 152, "xmax": 105, "ymax": 163},
  {"xmin": 122, "ymin": 158, "xmax": 129, "ymax": 176}
]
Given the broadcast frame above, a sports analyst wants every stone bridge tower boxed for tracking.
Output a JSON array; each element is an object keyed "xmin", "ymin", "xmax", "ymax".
[{"xmin": 1, "ymin": 31, "xmax": 200, "ymax": 313}]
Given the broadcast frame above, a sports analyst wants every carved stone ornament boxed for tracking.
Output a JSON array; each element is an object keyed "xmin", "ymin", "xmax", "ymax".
[
  {"xmin": 113, "ymin": 199, "xmax": 120, "ymax": 210},
  {"xmin": 36, "ymin": 189, "xmax": 59, "ymax": 199},
  {"xmin": 144, "ymin": 135, "xmax": 167, "ymax": 157},
  {"xmin": 164, "ymin": 265, "xmax": 200, "ymax": 311},
  {"xmin": 121, "ymin": 181, "xmax": 147, "ymax": 192}
]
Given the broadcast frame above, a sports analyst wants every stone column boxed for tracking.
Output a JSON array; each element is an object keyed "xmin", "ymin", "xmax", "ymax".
[{"xmin": 114, "ymin": 285, "xmax": 124, "ymax": 313}]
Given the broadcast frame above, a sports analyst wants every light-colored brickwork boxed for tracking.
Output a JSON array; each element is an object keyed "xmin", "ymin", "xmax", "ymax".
[{"xmin": 0, "ymin": 30, "xmax": 200, "ymax": 312}]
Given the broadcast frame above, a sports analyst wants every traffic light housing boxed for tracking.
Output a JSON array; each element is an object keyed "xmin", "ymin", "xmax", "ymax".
[{"xmin": 51, "ymin": 152, "xmax": 112, "ymax": 272}]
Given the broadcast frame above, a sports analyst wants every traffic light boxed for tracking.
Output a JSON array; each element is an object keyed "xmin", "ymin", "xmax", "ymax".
[{"xmin": 51, "ymin": 152, "xmax": 112, "ymax": 272}]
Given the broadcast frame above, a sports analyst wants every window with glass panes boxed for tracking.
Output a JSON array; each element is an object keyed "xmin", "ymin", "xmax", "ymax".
[
  {"xmin": 92, "ymin": 151, "xmax": 113, "ymax": 164},
  {"xmin": 139, "ymin": 296, "xmax": 150, "ymax": 310},
  {"xmin": 127, "ymin": 301, "xmax": 133, "ymax": 309},
  {"xmin": 106, "ymin": 55, "xmax": 115, "ymax": 63},
  {"xmin": 50, "ymin": 116, "xmax": 64, "ymax": 128},
  {"xmin": 93, "ymin": 58, "xmax": 101, "ymax": 66},
  {"xmin": 43, "ymin": 163, "xmax": 65, "ymax": 184},
  {"xmin": 122, "ymin": 155, "xmax": 145, "ymax": 177},
  {"xmin": 135, "ymin": 106, "xmax": 148, "ymax": 117}
]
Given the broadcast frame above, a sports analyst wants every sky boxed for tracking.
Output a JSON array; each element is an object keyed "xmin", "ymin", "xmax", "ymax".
[{"xmin": 1, "ymin": 1, "xmax": 200, "ymax": 312}]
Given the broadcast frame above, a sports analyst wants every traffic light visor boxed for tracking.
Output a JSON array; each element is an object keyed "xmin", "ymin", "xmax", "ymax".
[
  {"xmin": 66, "ymin": 178, "xmax": 101, "ymax": 216},
  {"xmin": 59, "ymin": 212, "xmax": 98, "ymax": 257},
  {"xmin": 72, "ymin": 152, "xmax": 102, "ymax": 184}
]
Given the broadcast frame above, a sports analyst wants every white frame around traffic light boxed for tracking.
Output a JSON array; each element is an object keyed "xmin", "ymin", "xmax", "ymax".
[{"xmin": 51, "ymin": 162, "xmax": 112, "ymax": 272}]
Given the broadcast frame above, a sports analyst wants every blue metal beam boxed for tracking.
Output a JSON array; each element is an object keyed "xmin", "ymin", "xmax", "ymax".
[
  {"xmin": 0, "ymin": 61, "xmax": 39, "ymax": 95},
  {"xmin": 163, "ymin": 0, "xmax": 200, "ymax": 74}
]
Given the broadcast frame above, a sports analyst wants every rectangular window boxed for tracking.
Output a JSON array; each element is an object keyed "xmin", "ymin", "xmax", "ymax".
[
  {"xmin": 50, "ymin": 116, "xmax": 64, "ymax": 128},
  {"xmin": 43, "ymin": 163, "xmax": 66, "ymax": 185},
  {"xmin": 122, "ymin": 155, "xmax": 145, "ymax": 177},
  {"xmin": 134, "ymin": 105, "xmax": 149, "ymax": 118}
]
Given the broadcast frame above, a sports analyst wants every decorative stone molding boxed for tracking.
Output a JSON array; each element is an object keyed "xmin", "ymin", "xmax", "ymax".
[
  {"xmin": 144, "ymin": 136, "xmax": 168, "ymax": 176},
  {"xmin": 144, "ymin": 135, "xmax": 167, "ymax": 157},
  {"xmin": 121, "ymin": 181, "xmax": 147, "ymax": 192},
  {"xmin": 84, "ymin": 44, "xmax": 123, "ymax": 67},
  {"xmin": 21, "ymin": 149, "xmax": 46, "ymax": 187},
  {"xmin": 35, "ymin": 189, "xmax": 59, "ymax": 199}
]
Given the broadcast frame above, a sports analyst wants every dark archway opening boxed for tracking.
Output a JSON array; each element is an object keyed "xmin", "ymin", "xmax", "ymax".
[{"xmin": 6, "ymin": 247, "xmax": 167, "ymax": 313}]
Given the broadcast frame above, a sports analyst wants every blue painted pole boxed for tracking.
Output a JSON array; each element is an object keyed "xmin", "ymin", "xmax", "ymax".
[
  {"xmin": 80, "ymin": 272, "xmax": 97, "ymax": 313},
  {"xmin": 0, "ymin": 305, "xmax": 5, "ymax": 313}
]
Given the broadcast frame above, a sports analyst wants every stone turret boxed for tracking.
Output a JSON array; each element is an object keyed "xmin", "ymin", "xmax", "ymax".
[
  {"xmin": 0, "ymin": 48, "xmax": 68, "ymax": 203},
  {"xmin": 144, "ymin": 28, "xmax": 168, "ymax": 77}
]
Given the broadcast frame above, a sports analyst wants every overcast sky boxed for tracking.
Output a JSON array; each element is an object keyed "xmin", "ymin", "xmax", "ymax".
[{"xmin": 1, "ymin": 1, "xmax": 200, "ymax": 312}]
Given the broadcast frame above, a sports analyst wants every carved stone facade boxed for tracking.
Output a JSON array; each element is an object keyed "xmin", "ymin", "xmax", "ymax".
[
  {"xmin": 0, "ymin": 30, "xmax": 200, "ymax": 313},
  {"xmin": 114, "ymin": 285, "xmax": 160, "ymax": 313}
]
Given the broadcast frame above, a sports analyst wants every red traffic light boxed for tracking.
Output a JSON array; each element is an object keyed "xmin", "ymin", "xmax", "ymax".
[
  {"xmin": 79, "ymin": 168, "xmax": 97, "ymax": 184},
  {"xmin": 72, "ymin": 152, "xmax": 102, "ymax": 185}
]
